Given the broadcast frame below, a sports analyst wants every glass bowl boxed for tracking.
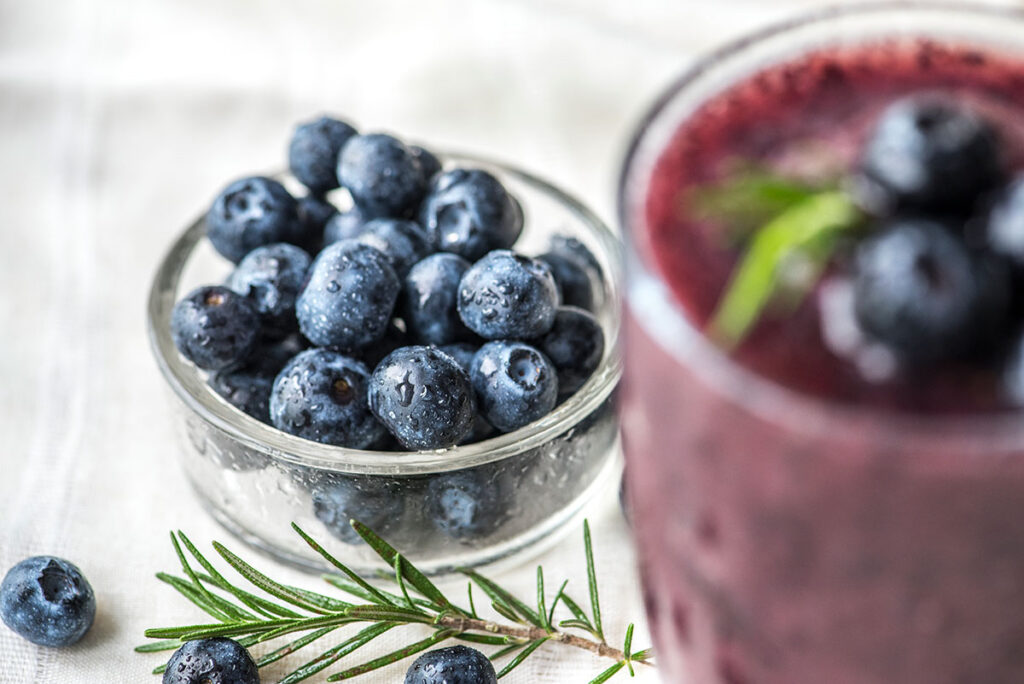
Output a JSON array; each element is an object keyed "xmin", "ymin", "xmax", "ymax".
[{"xmin": 148, "ymin": 153, "xmax": 622, "ymax": 577}]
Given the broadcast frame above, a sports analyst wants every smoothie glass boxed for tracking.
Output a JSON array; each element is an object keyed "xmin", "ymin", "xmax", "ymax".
[{"xmin": 619, "ymin": 4, "xmax": 1024, "ymax": 683}]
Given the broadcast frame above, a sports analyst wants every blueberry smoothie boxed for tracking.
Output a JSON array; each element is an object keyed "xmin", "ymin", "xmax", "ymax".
[{"xmin": 621, "ymin": 7, "xmax": 1024, "ymax": 684}]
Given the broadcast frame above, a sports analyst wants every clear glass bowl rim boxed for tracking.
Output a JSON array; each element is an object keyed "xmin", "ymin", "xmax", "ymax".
[
  {"xmin": 617, "ymin": 0, "xmax": 1024, "ymax": 445},
  {"xmin": 148, "ymin": 151, "xmax": 622, "ymax": 475}
]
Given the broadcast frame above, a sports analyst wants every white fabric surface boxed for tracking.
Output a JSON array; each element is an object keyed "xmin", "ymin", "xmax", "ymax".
[{"xmin": 4, "ymin": 0, "xmax": 1012, "ymax": 681}]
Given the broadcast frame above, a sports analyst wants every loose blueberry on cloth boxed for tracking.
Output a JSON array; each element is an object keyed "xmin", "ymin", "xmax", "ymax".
[
  {"xmin": 405, "ymin": 645, "xmax": 498, "ymax": 684},
  {"xmin": 0, "ymin": 556, "xmax": 95, "ymax": 647},
  {"xmin": 162, "ymin": 637, "xmax": 259, "ymax": 684}
]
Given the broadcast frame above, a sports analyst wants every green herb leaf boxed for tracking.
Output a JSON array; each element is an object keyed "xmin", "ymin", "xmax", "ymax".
[
  {"xmin": 584, "ymin": 520, "xmax": 605, "ymax": 642},
  {"xmin": 326, "ymin": 629, "xmax": 458, "ymax": 681},
  {"xmin": 589, "ymin": 661, "xmax": 626, "ymax": 684},
  {"xmin": 496, "ymin": 638, "xmax": 549, "ymax": 679}
]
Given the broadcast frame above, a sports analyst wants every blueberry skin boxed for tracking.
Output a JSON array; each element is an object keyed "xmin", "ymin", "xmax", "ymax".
[
  {"xmin": 296, "ymin": 240, "xmax": 400, "ymax": 349},
  {"xmin": 209, "ymin": 335, "xmax": 306, "ymax": 423},
  {"xmin": 533, "ymin": 306, "xmax": 605, "ymax": 395},
  {"xmin": 368, "ymin": 346, "xmax": 476, "ymax": 449},
  {"xmin": 858, "ymin": 97, "xmax": 1005, "ymax": 214},
  {"xmin": 405, "ymin": 645, "xmax": 497, "ymax": 684},
  {"xmin": 419, "ymin": 169, "xmax": 523, "ymax": 261},
  {"xmin": 538, "ymin": 251, "xmax": 594, "ymax": 311},
  {"xmin": 458, "ymin": 250, "xmax": 559, "ymax": 340},
  {"xmin": 312, "ymin": 475, "xmax": 405, "ymax": 545},
  {"xmin": 288, "ymin": 115, "xmax": 358, "ymax": 194},
  {"xmin": 470, "ymin": 341, "xmax": 558, "ymax": 432},
  {"xmin": 425, "ymin": 471, "xmax": 506, "ymax": 542},
  {"xmin": 411, "ymin": 145, "xmax": 442, "ymax": 180},
  {"xmin": 227, "ymin": 243, "xmax": 312, "ymax": 338},
  {"xmin": 163, "ymin": 637, "xmax": 259, "ymax": 684},
  {"xmin": 438, "ymin": 343, "xmax": 495, "ymax": 444},
  {"xmin": 0, "ymin": 556, "xmax": 95, "ymax": 647},
  {"xmin": 404, "ymin": 253, "xmax": 474, "ymax": 345},
  {"xmin": 986, "ymin": 176, "xmax": 1024, "ymax": 268},
  {"xmin": 207, "ymin": 176, "xmax": 300, "ymax": 263},
  {"xmin": 338, "ymin": 134, "xmax": 428, "ymax": 218},
  {"xmin": 853, "ymin": 218, "xmax": 1010, "ymax": 362},
  {"xmin": 323, "ymin": 205, "xmax": 367, "ymax": 245},
  {"xmin": 295, "ymin": 194, "xmax": 338, "ymax": 252},
  {"xmin": 356, "ymin": 218, "xmax": 434, "ymax": 279},
  {"xmin": 270, "ymin": 348, "xmax": 386, "ymax": 448},
  {"xmin": 172, "ymin": 286, "xmax": 261, "ymax": 371}
]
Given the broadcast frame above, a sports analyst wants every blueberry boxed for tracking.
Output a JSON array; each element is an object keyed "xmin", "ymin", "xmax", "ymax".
[
  {"xmin": 172, "ymin": 286, "xmax": 261, "ymax": 371},
  {"xmin": 368, "ymin": 346, "xmax": 475, "ymax": 449},
  {"xmin": 338, "ymin": 133, "xmax": 428, "ymax": 218},
  {"xmin": 312, "ymin": 475, "xmax": 404, "ymax": 545},
  {"xmin": 405, "ymin": 645, "xmax": 497, "ymax": 684},
  {"xmin": 162, "ymin": 637, "xmax": 259, "ymax": 684},
  {"xmin": 438, "ymin": 343, "xmax": 495, "ymax": 444},
  {"xmin": 270, "ymin": 348, "xmax": 385, "ymax": 448},
  {"xmin": 323, "ymin": 205, "xmax": 367, "ymax": 245},
  {"xmin": 288, "ymin": 115, "xmax": 358, "ymax": 194},
  {"xmin": 858, "ymin": 97, "xmax": 1005, "ymax": 214},
  {"xmin": 853, "ymin": 218, "xmax": 1010, "ymax": 362},
  {"xmin": 207, "ymin": 176, "xmax": 300, "ymax": 263},
  {"xmin": 425, "ymin": 471, "xmax": 506, "ymax": 542},
  {"xmin": 296, "ymin": 240, "xmax": 400, "ymax": 349},
  {"xmin": 458, "ymin": 250, "xmax": 559, "ymax": 339},
  {"xmin": 986, "ymin": 176, "xmax": 1024, "ymax": 268},
  {"xmin": 411, "ymin": 145, "xmax": 442, "ymax": 180},
  {"xmin": 0, "ymin": 556, "xmax": 95, "ymax": 647},
  {"xmin": 356, "ymin": 318, "xmax": 411, "ymax": 369},
  {"xmin": 403, "ymin": 253, "xmax": 474, "ymax": 345},
  {"xmin": 419, "ymin": 169, "xmax": 523, "ymax": 261},
  {"xmin": 209, "ymin": 335, "xmax": 306, "ymax": 423},
  {"xmin": 355, "ymin": 218, "xmax": 434, "ymax": 278},
  {"xmin": 295, "ymin": 194, "xmax": 338, "ymax": 252},
  {"xmin": 227, "ymin": 243, "xmax": 311, "ymax": 338},
  {"xmin": 470, "ymin": 341, "xmax": 558, "ymax": 432},
  {"xmin": 538, "ymin": 252, "xmax": 594, "ymax": 311},
  {"xmin": 533, "ymin": 306, "xmax": 604, "ymax": 395}
]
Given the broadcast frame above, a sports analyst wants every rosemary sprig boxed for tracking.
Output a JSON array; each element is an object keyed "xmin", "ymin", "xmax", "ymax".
[{"xmin": 138, "ymin": 521, "xmax": 653, "ymax": 683}]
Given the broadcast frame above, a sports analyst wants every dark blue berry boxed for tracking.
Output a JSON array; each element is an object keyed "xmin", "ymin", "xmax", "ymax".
[
  {"xmin": 419, "ymin": 169, "xmax": 523, "ymax": 261},
  {"xmin": 470, "ymin": 341, "xmax": 558, "ymax": 432},
  {"xmin": 172, "ymin": 286, "xmax": 260, "ymax": 371},
  {"xmin": 324, "ymin": 205, "xmax": 367, "ymax": 245},
  {"xmin": 312, "ymin": 475, "xmax": 404, "ymax": 545},
  {"xmin": 858, "ymin": 97, "xmax": 1005, "ymax": 214},
  {"xmin": 163, "ymin": 637, "xmax": 259, "ymax": 684},
  {"xmin": 338, "ymin": 134, "xmax": 428, "ymax": 218},
  {"xmin": 411, "ymin": 145, "xmax": 442, "ymax": 180},
  {"xmin": 0, "ymin": 556, "xmax": 95, "ymax": 647},
  {"xmin": 227, "ymin": 243, "xmax": 311, "ymax": 338},
  {"xmin": 296, "ymin": 240, "xmax": 400, "ymax": 349},
  {"xmin": 986, "ymin": 176, "xmax": 1024, "ymax": 268},
  {"xmin": 368, "ymin": 346, "xmax": 475, "ymax": 449},
  {"xmin": 438, "ymin": 343, "xmax": 495, "ymax": 444},
  {"xmin": 207, "ymin": 176, "xmax": 300, "ymax": 263},
  {"xmin": 458, "ymin": 250, "xmax": 559, "ymax": 339},
  {"xmin": 209, "ymin": 335, "xmax": 306, "ymax": 423},
  {"xmin": 853, "ymin": 218, "xmax": 1010, "ymax": 362},
  {"xmin": 288, "ymin": 115, "xmax": 358, "ymax": 194},
  {"xmin": 356, "ymin": 318, "xmax": 411, "ymax": 369},
  {"xmin": 295, "ymin": 194, "xmax": 338, "ymax": 252},
  {"xmin": 533, "ymin": 306, "xmax": 604, "ymax": 395},
  {"xmin": 425, "ymin": 471, "xmax": 506, "ymax": 542},
  {"xmin": 405, "ymin": 646, "xmax": 497, "ymax": 684},
  {"xmin": 538, "ymin": 252, "xmax": 594, "ymax": 311},
  {"xmin": 355, "ymin": 218, "xmax": 433, "ymax": 278},
  {"xmin": 270, "ymin": 348, "xmax": 385, "ymax": 448},
  {"xmin": 403, "ymin": 253, "xmax": 474, "ymax": 345}
]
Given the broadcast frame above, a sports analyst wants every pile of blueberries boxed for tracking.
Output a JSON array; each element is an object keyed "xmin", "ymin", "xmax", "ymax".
[
  {"xmin": 171, "ymin": 116, "xmax": 605, "ymax": 452},
  {"xmin": 846, "ymin": 96, "xmax": 1024, "ymax": 385}
]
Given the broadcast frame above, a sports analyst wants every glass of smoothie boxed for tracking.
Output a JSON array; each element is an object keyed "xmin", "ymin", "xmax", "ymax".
[{"xmin": 619, "ymin": 4, "xmax": 1024, "ymax": 683}]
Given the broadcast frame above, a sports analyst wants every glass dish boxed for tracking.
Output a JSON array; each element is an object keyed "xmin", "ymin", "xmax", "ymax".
[{"xmin": 148, "ymin": 153, "xmax": 622, "ymax": 577}]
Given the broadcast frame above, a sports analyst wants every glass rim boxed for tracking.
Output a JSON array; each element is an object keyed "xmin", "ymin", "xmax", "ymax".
[
  {"xmin": 617, "ymin": 0, "xmax": 1024, "ymax": 444},
  {"xmin": 148, "ymin": 151, "xmax": 622, "ymax": 475}
]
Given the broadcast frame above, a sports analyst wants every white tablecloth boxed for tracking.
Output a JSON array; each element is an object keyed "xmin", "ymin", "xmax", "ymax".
[{"xmin": 3, "ymin": 1, "xmax": 1004, "ymax": 681}]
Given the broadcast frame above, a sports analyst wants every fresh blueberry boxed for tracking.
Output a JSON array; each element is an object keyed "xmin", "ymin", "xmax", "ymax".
[
  {"xmin": 288, "ymin": 115, "xmax": 358, "ymax": 194},
  {"xmin": 163, "ymin": 637, "xmax": 259, "ymax": 684},
  {"xmin": 323, "ymin": 205, "xmax": 367, "ymax": 245},
  {"xmin": 411, "ymin": 145, "xmax": 442, "ymax": 181},
  {"xmin": 295, "ymin": 194, "xmax": 338, "ymax": 252},
  {"xmin": 368, "ymin": 346, "xmax": 475, "ymax": 449},
  {"xmin": 227, "ymin": 243, "xmax": 311, "ymax": 338},
  {"xmin": 405, "ymin": 645, "xmax": 497, "ymax": 684},
  {"xmin": 209, "ymin": 335, "xmax": 306, "ymax": 423},
  {"xmin": 458, "ymin": 250, "xmax": 559, "ymax": 339},
  {"xmin": 425, "ymin": 471, "xmax": 506, "ymax": 542},
  {"xmin": 172, "ymin": 286, "xmax": 261, "ymax": 371},
  {"xmin": 419, "ymin": 169, "xmax": 523, "ymax": 261},
  {"xmin": 549, "ymin": 234, "xmax": 604, "ymax": 302},
  {"xmin": 533, "ymin": 306, "xmax": 604, "ymax": 396},
  {"xmin": 355, "ymin": 218, "xmax": 433, "ymax": 278},
  {"xmin": 986, "ymin": 176, "xmax": 1024, "ymax": 268},
  {"xmin": 207, "ymin": 176, "xmax": 300, "ymax": 263},
  {"xmin": 470, "ymin": 341, "xmax": 558, "ymax": 432},
  {"xmin": 403, "ymin": 253, "xmax": 474, "ymax": 345},
  {"xmin": 857, "ymin": 97, "xmax": 1005, "ymax": 214},
  {"xmin": 296, "ymin": 240, "xmax": 400, "ymax": 349},
  {"xmin": 337, "ymin": 133, "xmax": 428, "ymax": 218},
  {"xmin": 438, "ymin": 343, "xmax": 495, "ymax": 444},
  {"xmin": 853, "ymin": 218, "xmax": 1010, "ymax": 362},
  {"xmin": 538, "ymin": 252, "xmax": 594, "ymax": 311},
  {"xmin": 0, "ymin": 556, "xmax": 95, "ymax": 647},
  {"xmin": 270, "ymin": 348, "xmax": 385, "ymax": 448},
  {"xmin": 312, "ymin": 475, "xmax": 405, "ymax": 545}
]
